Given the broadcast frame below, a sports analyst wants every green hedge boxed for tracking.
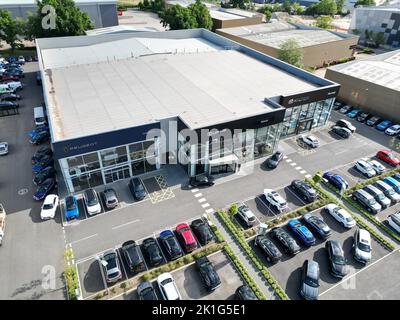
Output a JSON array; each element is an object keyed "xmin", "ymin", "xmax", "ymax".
[
  {"xmin": 218, "ymin": 210, "xmax": 289, "ymax": 300},
  {"xmin": 64, "ymin": 249, "xmax": 80, "ymax": 300}
]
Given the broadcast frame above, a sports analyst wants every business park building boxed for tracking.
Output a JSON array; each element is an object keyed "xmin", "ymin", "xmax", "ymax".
[{"xmin": 36, "ymin": 29, "xmax": 340, "ymax": 193}]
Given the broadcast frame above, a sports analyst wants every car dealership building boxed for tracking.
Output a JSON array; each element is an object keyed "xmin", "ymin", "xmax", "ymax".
[{"xmin": 36, "ymin": 29, "xmax": 339, "ymax": 193}]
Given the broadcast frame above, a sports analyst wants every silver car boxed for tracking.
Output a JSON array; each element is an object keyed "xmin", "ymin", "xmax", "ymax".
[
  {"xmin": 0, "ymin": 142, "xmax": 8, "ymax": 155},
  {"xmin": 100, "ymin": 249, "xmax": 122, "ymax": 283},
  {"xmin": 101, "ymin": 188, "xmax": 118, "ymax": 209}
]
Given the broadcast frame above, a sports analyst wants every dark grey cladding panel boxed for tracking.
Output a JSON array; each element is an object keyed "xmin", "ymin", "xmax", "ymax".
[
  {"xmin": 100, "ymin": 4, "xmax": 118, "ymax": 27},
  {"xmin": 53, "ymin": 122, "xmax": 160, "ymax": 159},
  {"xmin": 280, "ymin": 85, "xmax": 340, "ymax": 108}
]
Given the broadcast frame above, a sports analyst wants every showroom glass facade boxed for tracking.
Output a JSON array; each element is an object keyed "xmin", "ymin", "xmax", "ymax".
[
  {"xmin": 280, "ymin": 98, "xmax": 334, "ymax": 137},
  {"xmin": 59, "ymin": 139, "xmax": 159, "ymax": 193}
]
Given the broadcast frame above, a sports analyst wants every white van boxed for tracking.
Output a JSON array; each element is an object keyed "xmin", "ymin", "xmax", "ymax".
[
  {"xmin": 387, "ymin": 213, "xmax": 400, "ymax": 234},
  {"xmin": 34, "ymin": 107, "xmax": 46, "ymax": 126}
]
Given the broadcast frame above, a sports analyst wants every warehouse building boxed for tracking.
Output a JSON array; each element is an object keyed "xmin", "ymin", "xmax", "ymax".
[
  {"xmin": 325, "ymin": 49, "xmax": 400, "ymax": 122},
  {"xmin": 36, "ymin": 29, "xmax": 339, "ymax": 193},
  {"xmin": 216, "ymin": 21, "xmax": 359, "ymax": 68},
  {"xmin": 0, "ymin": 0, "xmax": 118, "ymax": 28}
]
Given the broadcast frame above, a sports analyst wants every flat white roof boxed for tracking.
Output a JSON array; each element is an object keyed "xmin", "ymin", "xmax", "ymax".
[
  {"xmin": 0, "ymin": 0, "xmax": 116, "ymax": 4},
  {"xmin": 328, "ymin": 49, "xmax": 400, "ymax": 91}
]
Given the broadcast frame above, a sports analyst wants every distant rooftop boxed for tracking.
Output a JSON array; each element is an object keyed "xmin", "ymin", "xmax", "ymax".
[
  {"xmin": 217, "ymin": 21, "xmax": 354, "ymax": 49},
  {"xmin": 0, "ymin": 0, "xmax": 116, "ymax": 4},
  {"xmin": 328, "ymin": 49, "xmax": 400, "ymax": 91},
  {"xmin": 86, "ymin": 25, "xmax": 158, "ymax": 36}
]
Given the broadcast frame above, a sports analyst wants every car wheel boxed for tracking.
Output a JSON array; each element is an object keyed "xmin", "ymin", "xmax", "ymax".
[
  {"xmin": 352, "ymin": 196, "xmax": 357, "ymax": 201},
  {"xmin": 341, "ymin": 222, "xmax": 345, "ymax": 228},
  {"xmin": 266, "ymin": 256, "xmax": 271, "ymax": 263}
]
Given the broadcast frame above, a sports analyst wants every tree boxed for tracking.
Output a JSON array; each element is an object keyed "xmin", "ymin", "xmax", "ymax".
[
  {"xmin": 278, "ymin": 39, "xmax": 304, "ymax": 68},
  {"xmin": 26, "ymin": 0, "xmax": 94, "ymax": 39},
  {"xmin": 306, "ymin": 0, "xmax": 337, "ymax": 15},
  {"xmin": 230, "ymin": 0, "xmax": 251, "ymax": 9},
  {"xmin": 0, "ymin": 9, "xmax": 25, "ymax": 51},
  {"xmin": 282, "ymin": 0, "xmax": 292, "ymax": 13},
  {"xmin": 189, "ymin": 0, "xmax": 212, "ymax": 30},
  {"xmin": 336, "ymin": 0, "xmax": 345, "ymax": 14},
  {"xmin": 263, "ymin": 7, "xmax": 272, "ymax": 22},
  {"xmin": 373, "ymin": 32, "xmax": 385, "ymax": 47},
  {"xmin": 355, "ymin": 0, "xmax": 376, "ymax": 6},
  {"xmin": 159, "ymin": 5, "xmax": 197, "ymax": 30},
  {"xmin": 292, "ymin": 2, "xmax": 305, "ymax": 15},
  {"xmin": 315, "ymin": 15, "xmax": 333, "ymax": 29},
  {"xmin": 352, "ymin": 28, "xmax": 361, "ymax": 35}
]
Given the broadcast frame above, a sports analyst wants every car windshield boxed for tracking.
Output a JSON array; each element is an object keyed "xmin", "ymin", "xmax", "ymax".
[
  {"xmin": 377, "ymin": 193, "xmax": 385, "ymax": 201},
  {"xmin": 358, "ymin": 242, "xmax": 371, "ymax": 252},
  {"xmin": 37, "ymin": 184, "xmax": 48, "ymax": 193},
  {"xmin": 368, "ymin": 198, "xmax": 377, "ymax": 206},
  {"xmin": 333, "ymin": 254, "xmax": 345, "ymax": 265},
  {"xmin": 43, "ymin": 204, "xmax": 53, "ymax": 210},
  {"xmin": 0, "ymin": 146, "xmax": 6, "ymax": 151},
  {"xmin": 345, "ymin": 217, "xmax": 353, "ymax": 223},
  {"xmin": 271, "ymin": 153, "xmax": 280, "ymax": 161},
  {"xmin": 161, "ymin": 278, "xmax": 172, "ymax": 286},
  {"xmin": 86, "ymin": 191, "xmax": 98, "ymax": 206},
  {"xmin": 104, "ymin": 254, "xmax": 117, "ymax": 270},
  {"xmin": 305, "ymin": 276, "xmax": 319, "ymax": 288},
  {"xmin": 167, "ymin": 237, "xmax": 180, "ymax": 251},
  {"xmin": 66, "ymin": 197, "xmax": 76, "ymax": 211}
]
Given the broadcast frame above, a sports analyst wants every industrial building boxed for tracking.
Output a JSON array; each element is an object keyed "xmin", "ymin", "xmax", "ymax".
[
  {"xmin": 216, "ymin": 21, "xmax": 359, "ymax": 68},
  {"xmin": 36, "ymin": 29, "xmax": 339, "ymax": 193},
  {"xmin": 0, "ymin": 0, "xmax": 118, "ymax": 28},
  {"xmin": 326, "ymin": 49, "xmax": 400, "ymax": 122}
]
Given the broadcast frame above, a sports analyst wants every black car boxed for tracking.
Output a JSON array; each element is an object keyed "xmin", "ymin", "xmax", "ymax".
[
  {"xmin": 325, "ymin": 240, "xmax": 349, "ymax": 278},
  {"xmin": 32, "ymin": 154, "xmax": 53, "ymax": 167},
  {"xmin": 303, "ymin": 213, "xmax": 331, "ymax": 239},
  {"xmin": 235, "ymin": 285, "xmax": 258, "ymax": 300},
  {"xmin": 254, "ymin": 234, "xmax": 282, "ymax": 263},
  {"xmin": 290, "ymin": 180, "xmax": 318, "ymax": 203},
  {"xmin": 33, "ymin": 166, "xmax": 56, "ymax": 185},
  {"xmin": 333, "ymin": 100, "xmax": 344, "ymax": 110},
  {"xmin": 137, "ymin": 281, "xmax": 158, "ymax": 300},
  {"xmin": 195, "ymin": 256, "xmax": 221, "ymax": 291},
  {"xmin": 36, "ymin": 71, "xmax": 42, "ymax": 85},
  {"xmin": 300, "ymin": 260, "xmax": 320, "ymax": 300},
  {"xmin": 0, "ymin": 101, "xmax": 18, "ymax": 108},
  {"xmin": 189, "ymin": 174, "xmax": 214, "ymax": 187},
  {"xmin": 26, "ymin": 56, "xmax": 33, "ymax": 62},
  {"xmin": 32, "ymin": 146, "xmax": 52, "ymax": 164},
  {"xmin": 33, "ymin": 177, "xmax": 56, "ymax": 200},
  {"xmin": 270, "ymin": 227, "xmax": 300, "ymax": 255},
  {"xmin": 331, "ymin": 126, "xmax": 351, "ymax": 139},
  {"xmin": 357, "ymin": 112, "xmax": 371, "ymax": 123},
  {"xmin": 101, "ymin": 188, "xmax": 119, "ymax": 209},
  {"xmin": 128, "ymin": 177, "xmax": 146, "ymax": 201},
  {"xmin": 159, "ymin": 230, "xmax": 184, "ymax": 261},
  {"xmin": 29, "ymin": 130, "xmax": 49, "ymax": 145},
  {"xmin": 0, "ymin": 93, "xmax": 21, "ymax": 101},
  {"xmin": 265, "ymin": 151, "xmax": 284, "ymax": 169},
  {"xmin": 191, "ymin": 219, "xmax": 213, "ymax": 245},
  {"xmin": 366, "ymin": 116, "xmax": 382, "ymax": 126},
  {"xmin": 121, "ymin": 240, "xmax": 146, "ymax": 273},
  {"xmin": 142, "ymin": 237, "xmax": 163, "ymax": 267}
]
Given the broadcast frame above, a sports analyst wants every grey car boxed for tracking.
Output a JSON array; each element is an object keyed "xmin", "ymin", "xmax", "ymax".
[
  {"xmin": 300, "ymin": 260, "xmax": 320, "ymax": 300},
  {"xmin": 137, "ymin": 281, "xmax": 158, "ymax": 300},
  {"xmin": 0, "ymin": 142, "xmax": 8, "ymax": 155},
  {"xmin": 101, "ymin": 188, "xmax": 118, "ymax": 209}
]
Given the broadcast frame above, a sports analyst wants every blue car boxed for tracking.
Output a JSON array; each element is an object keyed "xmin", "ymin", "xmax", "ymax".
[
  {"xmin": 393, "ymin": 174, "xmax": 400, "ymax": 182},
  {"xmin": 323, "ymin": 172, "xmax": 349, "ymax": 190},
  {"xmin": 28, "ymin": 126, "xmax": 49, "ymax": 138},
  {"xmin": 383, "ymin": 177, "xmax": 400, "ymax": 193},
  {"xmin": 287, "ymin": 219, "xmax": 316, "ymax": 246},
  {"xmin": 376, "ymin": 120, "xmax": 392, "ymax": 131},
  {"xmin": 33, "ymin": 178, "xmax": 56, "ymax": 200},
  {"xmin": 32, "ymin": 156, "xmax": 54, "ymax": 174},
  {"xmin": 65, "ymin": 195, "xmax": 79, "ymax": 220},
  {"xmin": 347, "ymin": 109, "xmax": 360, "ymax": 118}
]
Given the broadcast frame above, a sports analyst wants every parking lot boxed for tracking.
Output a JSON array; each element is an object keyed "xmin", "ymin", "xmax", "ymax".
[{"xmin": 249, "ymin": 207, "xmax": 391, "ymax": 300}]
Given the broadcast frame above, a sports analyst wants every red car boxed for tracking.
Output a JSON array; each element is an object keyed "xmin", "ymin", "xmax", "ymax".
[
  {"xmin": 176, "ymin": 223, "xmax": 198, "ymax": 253},
  {"xmin": 2, "ymin": 74, "xmax": 20, "ymax": 81},
  {"xmin": 377, "ymin": 150, "xmax": 400, "ymax": 166}
]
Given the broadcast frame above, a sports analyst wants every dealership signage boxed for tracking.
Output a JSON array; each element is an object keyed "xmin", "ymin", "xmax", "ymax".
[{"xmin": 280, "ymin": 85, "xmax": 340, "ymax": 108}]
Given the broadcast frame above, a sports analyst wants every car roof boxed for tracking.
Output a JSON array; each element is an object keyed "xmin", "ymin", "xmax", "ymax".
[
  {"xmin": 44, "ymin": 194, "xmax": 57, "ymax": 203},
  {"xmin": 358, "ymin": 229, "xmax": 371, "ymax": 242},
  {"xmin": 306, "ymin": 260, "xmax": 319, "ymax": 279}
]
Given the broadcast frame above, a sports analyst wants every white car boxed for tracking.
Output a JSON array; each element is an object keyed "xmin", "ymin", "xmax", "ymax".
[
  {"xmin": 18, "ymin": 56, "xmax": 25, "ymax": 65},
  {"xmin": 0, "ymin": 142, "xmax": 8, "ymax": 155},
  {"xmin": 354, "ymin": 160, "xmax": 376, "ymax": 178},
  {"xmin": 263, "ymin": 189, "xmax": 288, "ymax": 212},
  {"xmin": 5, "ymin": 81, "xmax": 23, "ymax": 91},
  {"xmin": 325, "ymin": 203, "xmax": 356, "ymax": 228},
  {"xmin": 40, "ymin": 194, "xmax": 59, "ymax": 220},
  {"xmin": 237, "ymin": 202, "xmax": 257, "ymax": 227},
  {"xmin": 365, "ymin": 159, "xmax": 385, "ymax": 175},
  {"xmin": 385, "ymin": 124, "xmax": 400, "ymax": 136},
  {"xmin": 83, "ymin": 188, "xmax": 101, "ymax": 215},
  {"xmin": 387, "ymin": 212, "xmax": 400, "ymax": 234},
  {"xmin": 353, "ymin": 229, "xmax": 372, "ymax": 264},
  {"xmin": 300, "ymin": 135, "xmax": 320, "ymax": 148},
  {"xmin": 157, "ymin": 273, "xmax": 181, "ymax": 300}
]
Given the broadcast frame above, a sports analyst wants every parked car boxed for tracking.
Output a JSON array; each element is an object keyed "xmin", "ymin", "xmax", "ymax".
[
  {"xmin": 128, "ymin": 177, "xmax": 146, "ymax": 201},
  {"xmin": 2, "ymin": 73, "xmax": 20, "ymax": 81},
  {"xmin": 339, "ymin": 105, "xmax": 352, "ymax": 114},
  {"xmin": 352, "ymin": 189, "xmax": 382, "ymax": 214},
  {"xmin": 100, "ymin": 249, "xmax": 122, "ymax": 283},
  {"xmin": 2, "ymin": 81, "xmax": 23, "ymax": 91},
  {"xmin": 121, "ymin": 240, "xmax": 146, "ymax": 273},
  {"xmin": 265, "ymin": 151, "xmax": 283, "ymax": 169},
  {"xmin": 157, "ymin": 273, "xmax": 181, "ymax": 300},
  {"xmin": 331, "ymin": 126, "xmax": 351, "ymax": 139},
  {"xmin": 25, "ymin": 56, "xmax": 33, "ymax": 63},
  {"xmin": 189, "ymin": 174, "xmax": 214, "ymax": 187},
  {"xmin": 363, "ymin": 184, "xmax": 391, "ymax": 209},
  {"xmin": 254, "ymin": 234, "xmax": 282, "ymax": 263},
  {"xmin": 33, "ymin": 178, "xmax": 56, "ymax": 201},
  {"xmin": 365, "ymin": 159, "xmax": 385, "ymax": 175},
  {"xmin": 287, "ymin": 219, "xmax": 316, "ymax": 246},
  {"xmin": 387, "ymin": 212, "xmax": 400, "ymax": 234},
  {"xmin": 300, "ymin": 260, "xmax": 320, "ymax": 300},
  {"xmin": 366, "ymin": 116, "xmax": 382, "ymax": 126},
  {"xmin": 235, "ymin": 285, "xmax": 258, "ymax": 300},
  {"xmin": 237, "ymin": 202, "xmax": 257, "ymax": 227},
  {"xmin": 64, "ymin": 195, "xmax": 79, "ymax": 221},
  {"xmin": 32, "ymin": 146, "xmax": 52, "ymax": 164},
  {"xmin": 263, "ymin": 189, "xmax": 288, "ymax": 212},
  {"xmin": 357, "ymin": 112, "xmax": 371, "ymax": 123},
  {"xmin": 191, "ymin": 219, "xmax": 213, "ymax": 245},
  {"xmin": 0, "ymin": 93, "xmax": 21, "ymax": 101},
  {"xmin": 376, "ymin": 120, "xmax": 392, "ymax": 131},
  {"xmin": 333, "ymin": 100, "xmax": 344, "ymax": 110},
  {"xmin": 33, "ymin": 166, "xmax": 55, "ymax": 185},
  {"xmin": 303, "ymin": 213, "xmax": 331, "ymax": 239},
  {"xmin": 0, "ymin": 141, "xmax": 8, "ymax": 155},
  {"xmin": 325, "ymin": 240, "xmax": 348, "ymax": 278},
  {"xmin": 29, "ymin": 130, "xmax": 49, "ymax": 145},
  {"xmin": 324, "ymin": 203, "xmax": 356, "ymax": 228},
  {"xmin": 196, "ymin": 256, "xmax": 221, "ymax": 291},
  {"xmin": 36, "ymin": 71, "xmax": 42, "ymax": 85},
  {"xmin": 385, "ymin": 124, "xmax": 400, "ymax": 136},
  {"xmin": 32, "ymin": 155, "xmax": 54, "ymax": 173},
  {"xmin": 137, "ymin": 281, "xmax": 158, "ymax": 300},
  {"xmin": 323, "ymin": 172, "xmax": 349, "ymax": 190},
  {"xmin": 353, "ymin": 229, "xmax": 372, "ymax": 264},
  {"xmin": 28, "ymin": 126, "xmax": 49, "ymax": 139},
  {"xmin": 374, "ymin": 180, "xmax": 400, "ymax": 203},
  {"xmin": 159, "ymin": 230, "xmax": 184, "ymax": 261},
  {"xmin": 101, "ymin": 188, "xmax": 118, "ymax": 209},
  {"xmin": 176, "ymin": 223, "xmax": 198, "ymax": 253},
  {"xmin": 354, "ymin": 159, "xmax": 376, "ymax": 178},
  {"xmin": 83, "ymin": 188, "xmax": 101, "ymax": 215},
  {"xmin": 290, "ymin": 180, "xmax": 318, "ymax": 203},
  {"xmin": 347, "ymin": 108, "xmax": 361, "ymax": 118},
  {"xmin": 393, "ymin": 173, "xmax": 400, "ymax": 182},
  {"xmin": 40, "ymin": 194, "xmax": 59, "ymax": 220},
  {"xmin": 300, "ymin": 134, "xmax": 320, "ymax": 148},
  {"xmin": 17, "ymin": 56, "xmax": 25, "ymax": 65},
  {"xmin": 336, "ymin": 119, "xmax": 356, "ymax": 133},
  {"xmin": 0, "ymin": 101, "xmax": 18, "ymax": 109},
  {"xmin": 142, "ymin": 237, "xmax": 163, "ymax": 267},
  {"xmin": 376, "ymin": 150, "xmax": 400, "ymax": 167},
  {"xmin": 270, "ymin": 227, "xmax": 300, "ymax": 255},
  {"xmin": 383, "ymin": 177, "xmax": 400, "ymax": 193}
]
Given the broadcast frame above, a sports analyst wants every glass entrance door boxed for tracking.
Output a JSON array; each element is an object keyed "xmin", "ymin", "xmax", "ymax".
[
  {"xmin": 104, "ymin": 165, "xmax": 131, "ymax": 184},
  {"xmin": 296, "ymin": 119, "xmax": 313, "ymax": 134}
]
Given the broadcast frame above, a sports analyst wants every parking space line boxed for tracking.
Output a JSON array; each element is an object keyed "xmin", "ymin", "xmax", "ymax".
[
  {"xmin": 290, "ymin": 162, "xmax": 297, "ymax": 166},
  {"xmin": 154, "ymin": 233, "xmax": 168, "ymax": 264},
  {"xmin": 295, "ymin": 166, "xmax": 302, "ymax": 170},
  {"xmin": 97, "ymin": 258, "xmax": 108, "ymax": 292},
  {"xmin": 305, "ymin": 174, "xmax": 312, "ymax": 179},
  {"xmin": 255, "ymin": 195, "xmax": 277, "ymax": 217},
  {"xmin": 194, "ymin": 193, "xmax": 203, "ymax": 198},
  {"xmin": 198, "ymin": 198, "xmax": 206, "ymax": 203},
  {"xmin": 111, "ymin": 219, "xmax": 140, "ymax": 230},
  {"xmin": 70, "ymin": 233, "xmax": 98, "ymax": 245},
  {"xmin": 286, "ymin": 159, "xmax": 292, "ymax": 163},
  {"xmin": 191, "ymin": 188, "xmax": 199, "ymax": 193},
  {"xmin": 116, "ymin": 249, "xmax": 129, "ymax": 282},
  {"xmin": 202, "ymin": 203, "xmax": 210, "ymax": 208},
  {"xmin": 286, "ymin": 186, "xmax": 308, "ymax": 206},
  {"xmin": 205, "ymin": 208, "xmax": 214, "ymax": 214},
  {"xmin": 300, "ymin": 170, "xmax": 307, "ymax": 174}
]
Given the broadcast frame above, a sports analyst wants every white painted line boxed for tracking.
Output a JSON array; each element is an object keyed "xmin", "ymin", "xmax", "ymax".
[
  {"xmin": 290, "ymin": 162, "xmax": 297, "ymax": 166},
  {"xmin": 205, "ymin": 208, "xmax": 214, "ymax": 214},
  {"xmin": 300, "ymin": 170, "xmax": 307, "ymax": 174},
  {"xmin": 202, "ymin": 203, "xmax": 210, "ymax": 208},
  {"xmin": 70, "ymin": 234, "xmax": 98, "ymax": 245},
  {"xmin": 295, "ymin": 166, "xmax": 302, "ymax": 170},
  {"xmin": 286, "ymin": 159, "xmax": 292, "ymax": 163},
  {"xmin": 305, "ymin": 174, "xmax": 312, "ymax": 179},
  {"xmin": 191, "ymin": 188, "xmax": 199, "ymax": 193},
  {"xmin": 256, "ymin": 195, "xmax": 277, "ymax": 217},
  {"xmin": 111, "ymin": 219, "xmax": 140, "ymax": 230},
  {"xmin": 286, "ymin": 186, "xmax": 308, "ymax": 206},
  {"xmin": 283, "ymin": 156, "xmax": 288, "ymax": 159},
  {"xmin": 194, "ymin": 193, "xmax": 203, "ymax": 198},
  {"xmin": 198, "ymin": 198, "xmax": 206, "ymax": 203},
  {"xmin": 116, "ymin": 249, "xmax": 129, "ymax": 282},
  {"xmin": 97, "ymin": 259, "xmax": 109, "ymax": 292}
]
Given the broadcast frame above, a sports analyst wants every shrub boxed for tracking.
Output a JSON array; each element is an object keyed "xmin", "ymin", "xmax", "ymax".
[
  {"xmin": 229, "ymin": 203, "xmax": 239, "ymax": 215},
  {"xmin": 142, "ymin": 273, "xmax": 152, "ymax": 281}
]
